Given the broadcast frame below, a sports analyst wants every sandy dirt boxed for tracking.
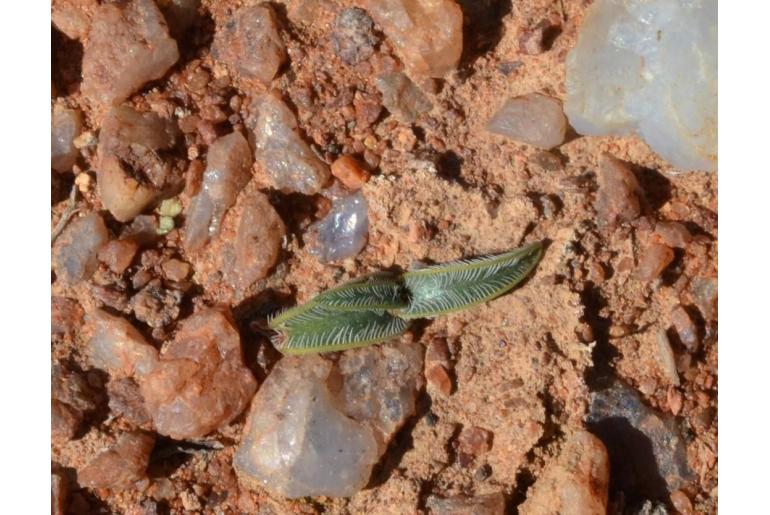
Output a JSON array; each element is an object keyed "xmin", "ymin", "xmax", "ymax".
[{"xmin": 51, "ymin": 0, "xmax": 717, "ymax": 513}]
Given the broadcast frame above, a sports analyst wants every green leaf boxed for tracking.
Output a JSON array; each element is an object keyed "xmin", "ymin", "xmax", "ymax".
[
  {"xmin": 396, "ymin": 241, "xmax": 543, "ymax": 319},
  {"xmin": 273, "ymin": 306, "xmax": 410, "ymax": 355},
  {"xmin": 315, "ymin": 273, "xmax": 409, "ymax": 311}
]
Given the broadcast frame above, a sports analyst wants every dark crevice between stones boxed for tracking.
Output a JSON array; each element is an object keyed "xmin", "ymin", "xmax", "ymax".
[
  {"xmin": 456, "ymin": 0, "xmax": 513, "ymax": 71},
  {"xmin": 581, "ymin": 282, "xmax": 617, "ymax": 390}
]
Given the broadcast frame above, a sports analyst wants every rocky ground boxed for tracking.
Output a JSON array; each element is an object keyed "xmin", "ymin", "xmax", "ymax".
[{"xmin": 51, "ymin": 0, "xmax": 717, "ymax": 513}]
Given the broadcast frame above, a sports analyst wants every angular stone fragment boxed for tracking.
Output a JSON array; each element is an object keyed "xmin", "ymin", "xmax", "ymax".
[
  {"xmin": 82, "ymin": 0, "xmax": 179, "ymax": 108},
  {"xmin": 129, "ymin": 282, "xmax": 183, "ymax": 328},
  {"xmin": 637, "ymin": 243, "xmax": 675, "ymax": 282},
  {"xmin": 596, "ymin": 154, "xmax": 643, "ymax": 228},
  {"xmin": 53, "ymin": 365, "xmax": 95, "ymax": 441},
  {"xmin": 656, "ymin": 329, "xmax": 680, "ymax": 387},
  {"xmin": 332, "ymin": 7, "xmax": 379, "ymax": 65},
  {"xmin": 426, "ymin": 492, "xmax": 506, "ymax": 515},
  {"xmin": 52, "ymin": 400, "xmax": 83, "ymax": 443},
  {"xmin": 212, "ymin": 4, "xmax": 286, "ymax": 84},
  {"xmin": 140, "ymin": 308, "xmax": 257, "ymax": 439},
  {"xmin": 691, "ymin": 277, "xmax": 717, "ymax": 322},
  {"xmin": 565, "ymin": 0, "xmax": 717, "ymax": 171},
  {"xmin": 78, "ymin": 432, "xmax": 155, "ymax": 490},
  {"xmin": 89, "ymin": 309, "xmax": 159, "ymax": 379},
  {"xmin": 337, "ymin": 342, "xmax": 424, "ymax": 448},
  {"xmin": 457, "ymin": 426, "xmax": 493, "ymax": 456},
  {"xmin": 234, "ymin": 356, "xmax": 379, "ymax": 498},
  {"xmin": 97, "ymin": 105, "xmax": 183, "ymax": 222},
  {"xmin": 375, "ymin": 72, "xmax": 433, "ymax": 123},
  {"xmin": 655, "ymin": 221, "xmax": 691, "ymax": 249},
  {"xmin": 184, "ymin": 132, "xmax": 253, "ymax": 251},
  {"xmin": 252, "ymin": 94, "xmax": 331, "ymax": 195},
  {"xmin": 98, "ymin": 239, "xmax": 139, "ymax": 274},
  {"xmin": 307, "ymin": 191, "xmax": 369, "ymax": 262},
  {"xmin": 671, "ymin": 305, "xmax": 699, "ymax": 352},
  {"xmin": 51, "ymin": 106, "xmax": 83, "ymax": 172},
  {"xmin": 226, "ymin": 192, "xmax": 286, "ymax": 292},
  {"xmin": 520, "ymin": 431, "xmax": 609, "ymax": 515},
  {"xmin": 365, "ymin": 0, "xmax": 463, "ymax": 78},
  {"xmin": 487, "ymin": 93, "xmax": 567, "ymax": 149},
  {"xmin": 587, "ymin": 380, "xmax": 694, "ymax": 496},
  {"xmin": 53, "ymin": 213, "xmax": 109, "ymax": 286}
]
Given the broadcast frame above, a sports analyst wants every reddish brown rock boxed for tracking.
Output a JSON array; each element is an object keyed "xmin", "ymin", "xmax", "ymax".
[
  {"xmin": 78, "ymin": 432, "xmax": 155, "ymax": 490},
  {"xmin": 98, "ymin": 239, "xmax": 139, "ymax": 275},
  {"xmin": 331, "ymin": 156, "xmax": 370, "ymax": 190},
  {"xmin": 129, "ymin": 282, "xmax": 183, "ymax": 328},
  {"xmin": 140, "ymin": 308, "xmax": 257, "ymax": 439},
  {"xmin": 365, "ymin": 0, "xmax": 463, "ymax": 78},
  {"xmin": 160, "ymin": 258, "xmax": 191, "ymax": 282},
  {"xmin": 212, "ymin": 4, "xmax": 286, "ymax": 84},
  {"xmin": 88, "ymin": 310, "xmax": 159, "ymax": 379},
  {"xmin": 426, "ymin": 364, "xmax": 453, "ymax": 397},
  {"xmin": 595, "ymin": 153, "xmax": 644, "ymax": 227},
  {"xmin": 637, "ymin": 243, "xmax": 675, "ymax": 281},
  {"xmin": 656, "ymin": 329, "xmax": 680, "ymax": 387},
  {"xmin": 52, "ymin": 400, "xmax": 83, "ymax": 443},
  {"xmin": 670, "ymin": 490, "xmax": 694, "ymax": 515},
  {"xmin": 458, "ymin": 426, "xmax": 493, "ymax": 456},
  {"xmin": 82, "ymin": 0, "xmax": 179, "ymax": 108},
  {"xmin": 375, "ymin": 72, "xmax": 433, "ymax": 124},
  {"xmin": 52, "ymin": 365, "xmax": 96, "ymax": 442},
  {"xmin": 520, "ymin": 431, "xmax": 609, "ymax": 515},
  {"xmin": 52, "ymin": 469, "xmax": 69, "ymax": 515},
  {"xmin": 655, "ymin": 221, "xmax": 692, "ymax": 248}
]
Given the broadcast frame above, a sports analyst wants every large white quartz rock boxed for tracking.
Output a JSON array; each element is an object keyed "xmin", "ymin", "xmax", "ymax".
[
  {"xmin": 565, "ymin": 0, "xmax": 717, "ymax": 171},
  {"xmin": 234, "ymin": 356, "xmax": 379, "ymax": 498},
  {"xmin": 234, "ymin": 342, "xmax": 424, "ymax": 498}
]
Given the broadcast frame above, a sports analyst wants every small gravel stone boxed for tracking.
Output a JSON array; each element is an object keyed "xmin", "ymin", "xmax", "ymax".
[
  {"xmin": 129, "ymin": 282, "xmax": 183, "ymax": 329},
  {"xmin": 89, "ymin": 309, "xmax": 159, "ymax": 379},
  {"xmin": 307, "ymin": 191, "xmax": 369, "ymax": 262},
  {"xmin": 670, "ymin": 490, "xmax": 694, "ymax": 515},
  {"xmin": 78, "ymin": 432, "xmax": 155, "ymax": 490},
  {"xmin": 426, "ymin": 492, "xmax": 506, "ymax": 515},
  {"xmin": 332, "ymin": 7, "xmax": 379, "ymax": 65},
  {"xmin": 51, "ymin": 105, "xmax": 83, "ymax": 172},
  {"xmin": 637, "ymin": 243, "xmax": 675, "ymax": 282},
  {"xmin": 184, "ymin": 131, "xmax": 253, "ymax": 251},
  {"xmin": 82, "ymin": 0, "xmax": 179, "ymax": 108},
  {"xmin": 51, "ymin": 469, "xmax": 69, "ymax": 515},
  {"xmin": 160, "ymin": 259, "xmax": 191, "ymax": 282},
  {"xmin": 226, "ymin": 192, "xmax": 286, "ymax": 293},
  {"xmin": 53, "ymin": 213, "xmax": 110, "ymax": 286},
  {"xmin": 595, "ymin": 153, "xmax": 644, "ymax": 227},
  {"xmin": 331, "ymin": 155, "xmax": 370, "ymax": 190},
  {"xmin": 426, "ymin": 364, "xmax": 453, "ymax": 397},
  {"xmin": 487, "ymin": 93, "xmax": 567, "ymax": 149},
  {"xmin": 671, "ymin": 305, "xmax": 699, "ymax": 352},
  {"xmin": 365, "ymin": 0, "xmax": 463, "ymax": 78},
  {"xmin": 375, "ymin": 72, "xmax": 433, "ymax": 123},
  {"xmin": 656, "ymin": 329, "xmax": 680, "ymax": 386},
  {"xmin": 52, "ymin": 400, "xmax": 83, "ymax": 443},
  {"xmin": 252, "ymin": 93, "xmax": 331, "ymax": 195},
  {"xmin": 655, "ymin": 221, "xmax": 692, "ymax": 248},
  {"xmin": 212, "ymin": 4, "xmax": 286, "ymax": 84},
  {"xmin": 98, "ymin": 239, "xmax": 139, "ymax": 275},
  {"xmin": 691, "ymin": 277, "xmax": 717, "ymax": 321},
  {"xmin": 520, "ymin": 431, "xmax": 609, "ymax": 515},
  {"xmin": 458, "ymin": 426, "xmax": 493, "ymax": 456}
]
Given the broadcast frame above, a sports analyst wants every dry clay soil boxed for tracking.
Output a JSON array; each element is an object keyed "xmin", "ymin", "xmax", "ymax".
[{"xmin": 51, "ymin": 0, "xmax": 717, "ymax": 513}]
